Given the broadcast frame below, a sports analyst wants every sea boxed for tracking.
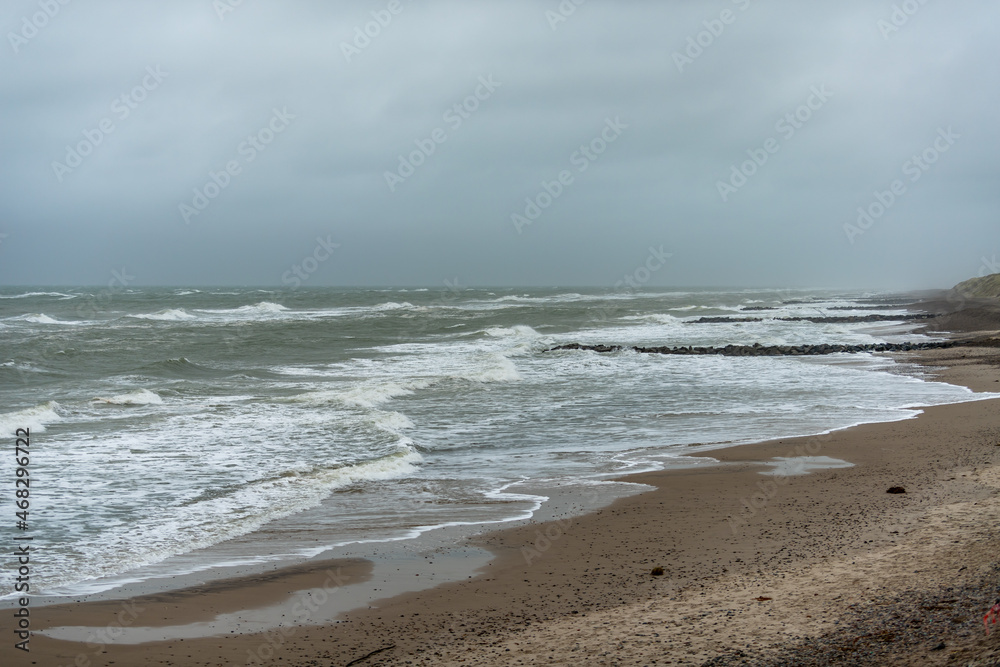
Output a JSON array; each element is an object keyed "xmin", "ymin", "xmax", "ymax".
[{"xmin": 0, "ymin": 286, "xmax": 989, "ymax": 600}]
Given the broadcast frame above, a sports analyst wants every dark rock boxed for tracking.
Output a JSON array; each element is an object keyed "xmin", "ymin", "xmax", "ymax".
[{"xmin": 886, "ymin": 486, "xmax": 906, "ymax": 494}]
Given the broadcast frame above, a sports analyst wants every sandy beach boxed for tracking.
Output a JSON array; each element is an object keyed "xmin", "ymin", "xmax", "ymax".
[{"xmin": 14, "ymin": 335, "xmax": 1000, "ymax": 666}]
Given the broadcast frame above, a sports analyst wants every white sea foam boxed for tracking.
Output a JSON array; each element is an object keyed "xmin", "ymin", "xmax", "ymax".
[
  {"xmin": 293, "ymin": 380, "xmax": 431, "ymax": 408},
  {"xmin": 339, "ymin": 381, "xmax": 429, "ymax": 408},
  {"xmin": 670, "ymin": 305, "xmax": 741, "ymax": 312},
  {"xmin": 309, "ymin": 447, "xmax": 422, "ymax": 487},
  {"xmin": 93, "ymin": 389, "xmax": 164, "ymax": 406},
  {"xmin": 372, "ymin": 301, "xmax": 415, "ymax": 312},
  {"xmin": 370, "ymin": 411, "xmax": 416, "ymax": 433},
  {"xmin": 621, "ymin": 313, "xmax": 683, "ymax": 324},
  {"xmin": 457, "ymin": 354, "xmax": 521, "ymax": 383},
  {"xmin": 33, "ymin": 448, "xmax": 423, "ymax": 596},
  {"xmin": 483, "ymin": 324, "xmax": 541, "ymax": 338},
  {"xmin": 269, "ymin": 365, "xmax": 340, "ymax": 377},
  {"xmin": 18, "ymin": 313, "xmax": 71, "ymax": 325},
  {"xmin": 0, "ymin": 360, "xmax": 43, "ymax": 376},
  {"xmin": 491, "ymin": 293, "xmax": 587, "ymax": 304},
  {"xmin": 0, "ymin": 291, "xmax": 77, "ymax": 300},
  {"xmin": 289, "ymin": 352, "xmax": 519, "ymax": 408},
  {"xmin": 0, "ymin": 401, "xmax": 63, "ymax": 436},
  {"xmin": 130, "ymin": 309, "xmax": 197, "ymax": 321},
  {"xmin": 196, "ymin": 302, "xmax": 290, "ymax": 319},
  {"xmin": 300, "ymin": 307, "xmax": 351, "ymax": 319},
  {"xmin": 235, "ymin": 301, "xmax": 288, "ymax": 315},
  {"xmin": 493, "ymin": 295, "xmax": 533, "ymax": 303}
]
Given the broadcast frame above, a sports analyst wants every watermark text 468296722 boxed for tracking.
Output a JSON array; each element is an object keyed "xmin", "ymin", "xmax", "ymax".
[{"xmin": 13, "ymin": 428, "xmax": 33, "ymax": 653}]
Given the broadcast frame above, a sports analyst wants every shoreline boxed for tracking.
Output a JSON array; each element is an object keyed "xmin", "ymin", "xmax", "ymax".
[
  {"xmin": 12, "ymin": 351, "xmax": 971, "ymax": 610},
  {"xmin": 15, "ymin": 334, "xmax": 1000, "ymax": 665}
]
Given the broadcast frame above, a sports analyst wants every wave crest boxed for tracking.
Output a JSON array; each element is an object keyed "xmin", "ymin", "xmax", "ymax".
[
  {"xmin": 483, "ymin": 325, "xmax": 541, "ymax": 338},
  {"xmin": 293, "ymin": 380, "xmax": 431, "ymax": 409},
  {"xmin": 130, "ymin": 309, "xmax": 196, "ymax": 321},
  {"xmin": 232, "ymin": 301, "xmax": 289, "ymax": 315},
  {"xmin": 16, "ymin": 313, "xmax": 75, "ymax": 325},
  {"xmin": 0, "ymin": 401, "xmax": 63, "ymax": 436},
  {"xmin": 93, "ymin": 389, "xmax": 163, "ymax": 406},
  {"xmin": 0, "ymin": 291, "xmax": 76, "ymax": 300},
  {"xmin": 372, "ymin": 302, "xmax": 415, "ymax": 312}
]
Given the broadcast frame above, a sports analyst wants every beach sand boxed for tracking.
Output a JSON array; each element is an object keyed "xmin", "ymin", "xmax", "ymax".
[{"xmin": 15, "ymin": 340, "xmax": 1000, "ymax": 666}]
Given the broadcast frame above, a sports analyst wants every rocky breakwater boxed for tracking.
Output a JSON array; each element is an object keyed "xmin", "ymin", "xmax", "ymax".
[
  {"xmin": 688, "ymin": 314, "xmax": 937, "ymax": 324},
  {"xmin": 546, "ymin": 340, "xmax": 959, "ymax": 357}
]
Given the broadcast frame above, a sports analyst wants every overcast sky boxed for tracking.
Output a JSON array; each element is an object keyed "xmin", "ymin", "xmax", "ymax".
[{"xmin": 0, "ymin": 0, "xmax": 997, "ymax": 289}]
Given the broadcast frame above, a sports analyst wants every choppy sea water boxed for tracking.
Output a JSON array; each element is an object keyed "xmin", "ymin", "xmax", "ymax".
[{"xmin": 0, "ymin": 287, "xmax": 988, "ymax": 598}]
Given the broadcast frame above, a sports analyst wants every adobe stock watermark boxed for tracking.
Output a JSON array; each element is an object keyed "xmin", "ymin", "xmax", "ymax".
[
  {"xmin": 546, "ymin": 0, "xmax": 587, "ymax": 31},
  {"xmin": 878, "ymin": 0, "xmax": 933, "ymax": 40},
  {"xmin": 615, "ymin": 246, "xmax": 672, "ymax": 292},
  {"xmin": 53, "ymin": 601, "xmax": 145, "ymax": 667},
  {"xmin": 978, "ymin": 254, "xmax": 999, "ymax": 278},
  {"xmin": 7, "ymin": 0, "xmax": 73, "ymax": 55},
  {"xmin": 510, "ymin": 116, "xmax": 628, "ymax": 234},
  {"xmin": 521, "ymin": 516, "xmax": 575, "ymax": 565},
  {"xmin": 403, "ymin": 277, "xmax": 465, "ymax": 341},
  {"xmin": 591, "ymin": 245, "xmax": 672, "ymax": 324},
  {"xmin": 51, "ymin": 66, "xmax": 168, "ymax": 183},
  {"xmin": 220, "ymin": 319, "xmax": 257, "ymax": 357},
  {"xmin": 74, "ymin": 267, "xmax": 134, "ymax": 321},
  {"xmin": 244, "ymin": 568, "xmax": 351, "ymax": 665},
  {"xmin": 519, "ymin": 483, "xmax": 681, "ymax": 598},
  {"xmin": 281, "ymin": 235, "xmax": 340, "ymax": 288},
  {"xmin": 384, "ymin": 75, "xmax": 502, "ymax": 192},
  {"xmin": 419, "ymin": 277, "xmax": 464, "ymax": 314},
  {"xmin": 213, "ymin": 0, "xmax": 246, "ymax": 21},
  {"xmin": 6, "ymin": 265, "xmax": 131, "ymax": 386},
  {"xmin": 844, "ymin": 126, "xmax": 959, "ymax": 244},
  {"xmin": 947, "ymin": 252, "xmax": 998, "ymax": 308},
  {"xmin": 3, "ymin": 265, "xmax": 134, "ymax": 384},
  {"xmin": 340, "ymin": 0, "xmax": 412, "ymax": 63},
  {"xmin": 178, "ymin": 107, "xmax": 295, "ymax": 224},
  {"xmin": 717, "ymin": 85, "xmax": 833, "ymax": 202},
  {"xmin": 726, "ymin": 432, "xmax": 832, "ymax": 533},
  {"xmin": 673, "ymin": 0, "xmax": 752, "ymax": 73},
  {"xmin": 520, "ymin": 482, "xmax": 611, "ymax": 566}
]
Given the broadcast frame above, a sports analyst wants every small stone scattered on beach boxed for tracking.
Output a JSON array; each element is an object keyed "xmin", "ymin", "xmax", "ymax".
[{"xmin": 887, "ymin": 486, "xmax": 906, "ymax": 494}]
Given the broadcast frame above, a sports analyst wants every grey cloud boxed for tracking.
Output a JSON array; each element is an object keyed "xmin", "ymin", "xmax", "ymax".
[{"xmin": 1, "ymin": 0, "xmax": 998, "ymax": 288}]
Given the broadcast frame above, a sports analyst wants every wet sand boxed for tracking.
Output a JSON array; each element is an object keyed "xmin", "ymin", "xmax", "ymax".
[{"xmin": 12, "ymin": 342, "xmax": 1000, "ymax": 666}]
